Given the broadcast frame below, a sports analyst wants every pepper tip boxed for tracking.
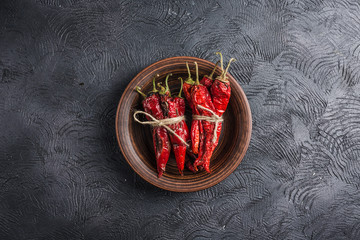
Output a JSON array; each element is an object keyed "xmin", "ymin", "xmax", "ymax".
[{"xmin": 158, "ymin": 170, "xmax": 164, "ymax": 178}]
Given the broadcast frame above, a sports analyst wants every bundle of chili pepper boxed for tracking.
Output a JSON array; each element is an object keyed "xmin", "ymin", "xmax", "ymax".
[
  {"xmin": 135, "ymin": 77, "xmax": 171, "ymax": 178},
  {"xmin": 196, "ymin": 53, "xmax": 236, "ymax": 172},
  {"xmin": 183, "ymin": 54, "xmax": 235, "ymax": 173},
  {"xmin": 157, "ymin": 74, "xmax": 190, "ymax": 175},
  {"xmin": 183, "ymin": 61, "xmax": 219, "ymax": 156}
]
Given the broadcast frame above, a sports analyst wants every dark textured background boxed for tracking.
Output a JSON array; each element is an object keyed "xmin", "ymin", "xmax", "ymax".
[{"xmin": 1, "ymin": 0, "xmax": 360, "ymax": 239}]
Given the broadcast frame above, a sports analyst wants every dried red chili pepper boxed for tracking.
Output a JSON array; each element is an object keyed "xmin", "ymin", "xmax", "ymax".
[
  {"xmin": 200, "ymin": 53, "xmax": 236, "ymax": 172},
  {"xmin": 185, "ymin": 149, "xmax": 198, "ymax": 173},
  {"xmin": 211, "ymin": 53, "xmax": 235, "ymax": 116},
  {"xmin": 190, "ymin": 120, "xmax": 202, "ymax": 156},
  {"xmin": 178, "ymin": 74, "xmax": 198, "ymax": 173},
  {"xmin": 187, "ymin": 60, "xmax": 219, "ymax": 158},
  {"xmin": 158, "ymin": 74, "xmax": 190, "ymax": 175},
  {"xmin": 200, "ymin": 61, "xmax": 219, "ymax": 89},
  {"xmin": 183, "ymin": 62, "xmax": 195, "ymax": 109},
  {"xmin": 191, "ymin": 62, "xmax": 216, "ymax": 171},
  {"xmin": 135, "ymin": 77, "xmax": 171, "ymax": 178},
  {"xmin": 182, "ymin": 62, "xmax": 203, "ymax": 155}
]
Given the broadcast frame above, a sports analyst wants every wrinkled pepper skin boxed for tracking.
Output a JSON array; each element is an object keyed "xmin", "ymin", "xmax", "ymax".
[
  {"xmin": 158, "ymin": 75, "xmax": 190, "ymax": 175},
  {"xmin": 190, "ymin": 119, "xmax": 200, "ymax": 154},
  {"xmin": 161, "ymin": 94, "xmax": 190, "ymax": 175},
  {"xmin": 184, "ymin": 81, "xmax": 202, "ymax": 155},
  {"xmin": 197, "ymin": 55, "xmax": 234, "ymax": 172},
  {"xmin": 141, "ymin": 93, "xmax": 171, "ymax": 178},
  {"xmin": 200, "ymin": 61, "xmax": 219, "ymax": 89},
  {"xmin": 196, "ymin": 79, "xmax": 231, "ymax": 172},
  {"xmin": 173, "ymin": 96, "xmax": 190, "ymax": 174},
  {"xmin": 211, "ymin": 80, "xmax": 231, "ymax": 117},
  {"xmin": 200, "ymin": 76, "xmax": 213, "ymax": 89},
  {"xmin": 191, "ymin": 84, "xmax": 215, "ymax": 171},
  {"xmin": 183, "ymin": 82, "xmax": 194, "ymax": 110},
  {"xmin": 185, "ymin": 149, "xmax": 198, "ymax": 173},
  {"xmin": 189, "ymin": 85, "xmax": 202, "ymax": 156}
]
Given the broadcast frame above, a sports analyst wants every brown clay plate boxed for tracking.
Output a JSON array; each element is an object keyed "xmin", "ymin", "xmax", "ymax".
[{"xmin": 115, "ymin": 56, "xmax": 252, "ymax": 192}]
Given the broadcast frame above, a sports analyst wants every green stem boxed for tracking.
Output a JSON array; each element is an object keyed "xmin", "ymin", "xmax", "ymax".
[
  {"xmin": 178, "ymin": 77, "xmax": 183, "ymax": 98},
  {"xmin": 216, "ymin": 52, "xmax": 224, "ymax": 71},
  {"xmin": 186, "ymin": 62, "xmax": 191, "ymax": 79},
  {"xmin": 221, "ymin": 58, "xmax": 236, "ymax": 79},
  {"xmin": 151, "ymin": 75, "xmax": 158, "ymax": 93},
  {"xmin": 209, "ymin": 60, "xmax": 220, "ymax": 79},
  {"xmin": 135, "ymin": 86, "xmax": 146, "ymax": 98},
  {"xmin": 194, "ymin": 62, "xmax": 199, "ymax": 85},
  {"xmin": 185, "ymin": 62, "xmax": 195, "ymax": 85},
  {"xmin": 165, "ymin": 73, "xmax": 172, "ymax": 96},
  {"xmin": 157, "ymin": 83, "xmax": 165, "ymax": 95}
]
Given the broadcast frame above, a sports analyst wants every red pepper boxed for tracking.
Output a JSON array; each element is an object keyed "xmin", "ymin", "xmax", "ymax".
[
  {"xmin": 183, "ymin": 62, "xmax": 195, "ymax": 109},
  {"xmin": 190, "ymin": 119, "xmax": 202, "ymax": 155},
  {"xmin": 187, "ymin": 61, "xmax": 219, "ymax": 158},
  {"xmin": 185, "ymin": 149, "xmax": 198, "ymax": 173},
  {"xmin": 185, "ymin": 156, "xmax": 197, "ymax": 173},
  {"xmin": 211, "ymin": 53, "xmax": 235, "ymax": 116},
  {"xmin": 200, "ymin": 53, "xmax": 236, "ymax": 172},
  {"xmin": 182, "ymin": 62, "xmax": 202, "ymax": 156},
  {"xmin": 172, "ymin": 80, "xmax": 191, "ymax": 174},
  {"xmin": 158, "ymin": 75, "xmax": 190, "ymax": 175},
  {"xmin": 200, "ymin": 61, "xmax": 219, "ymax": 89},
  {"xmin": 135, "ymin": 77, "xmax": 171, "ymax": 178},
  {"xmin": 191, "ymin": 62, "xmax": 216, "ymax": 171}
]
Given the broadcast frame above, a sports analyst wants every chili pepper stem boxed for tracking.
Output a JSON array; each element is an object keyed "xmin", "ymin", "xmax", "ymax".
[
  {"xmin": 178, "ymin": 77, "xmax": 183, "ymax": 98},
  {"xmin": 157, "ymin": 83, "xmax": 166, "ymax": 94},
  {"xmin": 150, "ymin": 75, "xmax": 159, "ymax": 93},
  {"xmin": 158, "ymin": 74, "xmax": 172, "ymax": 96},
  {"xmin": 186, "ymin": 62, "xmax": 191, "ymax": 79},
  {"xmin": 165, "ymin": 73, "xmax": 172, "ymax": 96},
  {"xmin": 216, "ymin": 52, "xmax": 224, "ymax": 71},
  {"xmin": 221, "ymin": 58, "xmax": 236, "ymax": 80},
  {"xmin": 135, "ymin": 86, "xmax": 146, "ymax": 98},
  {"xmin": 209, "ymin": 61, "xmax": 220, "ymax": 79},
  {"xmin": 194, "ymin": 62, "xmax": 200, "ymax": 85},
  {"xmin": 185, "ymin": 62, "xmax": 195, "ymax": 85}
]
